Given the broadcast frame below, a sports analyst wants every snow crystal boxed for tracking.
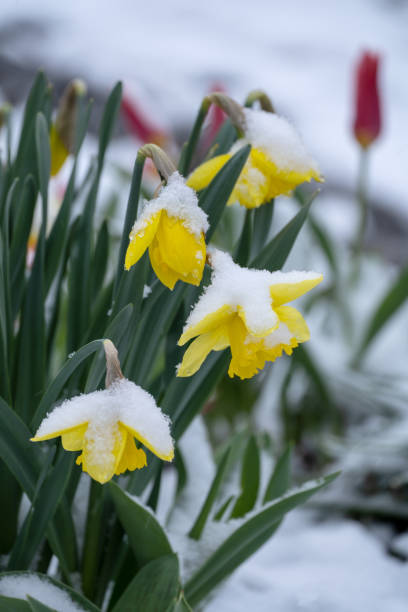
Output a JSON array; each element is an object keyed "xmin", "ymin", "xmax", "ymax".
[
  {"xmin": 0, "ymin": 574, "xmax": 84, "ymax": 611},
  {"xmin": 130, "ymin": 171, "xmax": 209, "ymax": 239},
  {"xmin": 183, "ymin": 248, "xmax": 321, "ymax": 337},
  {"xmin": 230, "ymin": 108, "xmax": 320, "ymax": 176},
  {"xmin": 33, "ymin": 378, "xmax": 173, "ymax": 459},
  {"xmin": 143, "ymin": 284, "xmax": 152, "ymax": 298}
]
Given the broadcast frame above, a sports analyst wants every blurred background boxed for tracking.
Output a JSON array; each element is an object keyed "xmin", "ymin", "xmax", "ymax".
[{"xmin": 1, "ymin": 0, "xmax": 408, "ymax": 610}]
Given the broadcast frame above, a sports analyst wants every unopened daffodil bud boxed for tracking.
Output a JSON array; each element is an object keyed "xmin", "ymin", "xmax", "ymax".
[
  {"xmin": 177, "ymin": 248, "xmax": 322, "ymax": 380},
  {"xmin": 31, "ymin": 340, "xmax": 174, "ymax": 484},
  {"xmin": 50, "ymin": 78, "xmax": 86, "ymax": 176},
  {"xmin": 187, "ymin": 94, "xmax": 322, "ymax": 209},
  {"xmin": 125, "ymin": 149, "xmax": 209, "ymax": 290}
]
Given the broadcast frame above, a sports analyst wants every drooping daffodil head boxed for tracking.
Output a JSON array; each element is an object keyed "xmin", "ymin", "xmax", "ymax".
[
  {"xmin": 177, "ymin": 248, "xmax": 323, "ymax": 380},
  {"xmin": 31, "ymin": 378, "xmax": 174, "ymax": 484},
  {"xmin": 187, "ymin": 107, "xmax": 322, "ymax": 209},
  {"xmin": 125, "ymin": 172, "xmax": 209, "ymax": 290}
]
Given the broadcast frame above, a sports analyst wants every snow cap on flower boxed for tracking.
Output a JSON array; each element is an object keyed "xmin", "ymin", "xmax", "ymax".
[
  {"xmin": 125, "ymin": 170, "xmax": 209, "ymax": 290},
  {"xmin": 177, "ymin": 248, "xmax": 322, "ymax": 379},
  {"xmin": 187, "ymin": 95, "xmax": 322, "ymax": 209},
  {"xmin": 31, "ymin": 341, "xmax": 174, "ymax": 484}
]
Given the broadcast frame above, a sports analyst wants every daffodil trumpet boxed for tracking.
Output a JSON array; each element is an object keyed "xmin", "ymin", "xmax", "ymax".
[
  {"xmin": 31, "ymin": 340, "xmax": 174, "ymax": 484},
  {"xmin": 177, "ymin": 248, "xmax": 323, "ymax": 380},
  {"xmin": 125, "ymin": 149, "xmax": 209, "ymax": 290},
  {"xmin": 187, "ymin": 94, "xmax": 322, "ymax": 209}
]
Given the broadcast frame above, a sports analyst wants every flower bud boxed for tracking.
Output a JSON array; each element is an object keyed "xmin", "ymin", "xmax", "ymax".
[
  {"xmin": 353, "ymin": 52, "xmax": 381, "ymax": 149},
  {"xmin": 50, "ymin": 79, "xmax": 86, "ymax": 176}
]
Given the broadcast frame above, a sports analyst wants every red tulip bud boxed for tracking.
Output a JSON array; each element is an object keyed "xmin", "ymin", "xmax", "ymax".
[
  {"xmin": 353, "ymin": 51, "xmax": 382, "ymax": 148},
  {"xmin": 121, "ymin": 93, "xmax": 167, "ymax": 145}
]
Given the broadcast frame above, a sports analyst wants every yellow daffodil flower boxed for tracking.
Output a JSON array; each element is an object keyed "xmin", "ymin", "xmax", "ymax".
[
  {"xmin": 31, "ymin": 378, "xmax": 174, "ymax": 484},
  {"xmin": 125, "ymin": 171, "xmax": 209, "ymax": 290},
  {"xmin": 187, "ymin": 107, "xmax": 322, "ymax": 208},
  {"xmin": 177, "ymin": 248, "xmax": 322, "ymax": 380}
]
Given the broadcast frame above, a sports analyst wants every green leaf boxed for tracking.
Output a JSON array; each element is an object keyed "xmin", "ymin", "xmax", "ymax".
[
  {"xmin": 114, "ymin": 152, "xmax": 146, "ymax": 298},
  {"xmin": 293, "ymin": 344, "xmax": 333, "ymax": 411},
  {"xmin": 97, "ymin": 82, "xmax": 122, "ymax": 172},
  {"xmin": 8, "ymin": 453, "xmax": 74, "ymax": 570},
  {"xmin": 0, "ymin": 397, "xmax": 40, "ymax": 498},
  {"xmin": 14, "ymin": 206, "xmax": 46, "ymax": 421},
  {"xmin": 10, "ymin": 176, "xmax": 37, "ymax": 317},
  {"xmin": 111, "ymin": 555, "xmax": 180, "ymax": 612},
  {"xmin": 90, "ymin": 220, "xmax": 109, "ymax": 300},
  {"xmin": 0, "ymin": 398, "xmax": 76, "ymax": 575},
  {"xmin": 252, "ymin": 200, "xmax": 274, "ymax": 255},
  {"xmin": 44, "ymin": 100, "xmax": 92, "ymax": 294},
  {"xmin": 124, "ymin": 283, "xmax": 185, "ymax": 385},
  {"xmin": 234, "ymin": 209, "xmax": 252, "ymax": 266},
  {"xmin": 185, "ymin": 473, "xmax": 339, "ymax": 606},
  {"xmin": 35, "ymin": 113, "xmax": 50, "ymax": 223},
  {"xmin": 0, "ymin": 595, "xmax": 30, "ymax": 611},
  {"xmin": 0, "ymin": 572, "xmax": 99, "ymax": 611},
  {"xmin": 230, "ymin": 435, "xmax": 260, "ymax": 518},
  {"xmin": 353, "ymin": 264, "xmax": 408, "ymax": 363},
  {"xmin": 109, "ymin": 481, "xmax": 173, "ymax": 567},
  {"xmin": 13, "ymin": 72, "xmax": 48, "ymax": 179},
  {"xmin": 251, "ymin": 192, "xmax": 316, "ymax": 271},
  {"xmin": 164, "ymin": 352, "xmax": 230, "ymax": 439},
  {"xmin": 206, "ymin": 118, "xmax": 237, "ymax": 157},
  {"xmin": 178, "ymin": 99, "xmax": 211, "ymax": 176},
  {"xmin": 27, "ymin": 597, "xmax": 56, "ymax": 612},
  {"xmin": 199, "ymin": 145, "xmax": 251, "ymax": 241},
  {"xmin": 189, "ymin": 446, "xmax": 231, "ymax": 540},
  {"xmin": 31, "ymin": 339, "xmax": 104, "ymax": 431},
  {"xmin": 263, "ymin": 445, "xmax": 292, "ymax": 503}
]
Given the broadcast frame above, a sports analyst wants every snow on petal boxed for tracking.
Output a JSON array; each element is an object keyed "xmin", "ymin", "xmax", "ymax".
[{"xmin": 31, "ymin": 379, "xmax": 174, "ymax": 483}]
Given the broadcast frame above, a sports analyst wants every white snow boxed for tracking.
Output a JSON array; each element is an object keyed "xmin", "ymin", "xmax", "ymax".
[
  {"xmin": 207, "ymin": 510, "xmax": 408, "ymax": 612},
  {"xmin": 183, "ymin": 247, "xmax": 322, "ymax": 337},
  {"xmin": 237, "ymin": 108, "xmax": 320, "ymax": 176},
  {"xmin": 33, "ymin": 378, "xmax": 174, "ymax": 462},
  {"xmin": 0, "ymin": 573, "xmax": 84, "ymax": 611},
  {"xmin": 130, "ymin": 171, "xmax": 208, "ymax": 239}
]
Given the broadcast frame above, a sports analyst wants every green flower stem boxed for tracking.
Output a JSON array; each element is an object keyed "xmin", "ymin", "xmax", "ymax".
[
  {"xmin": 81, "ymin": 480, "xmax": 111, "ymax": 601},
  {"xmin": 352, "ymin": 148, "xmax": 369, "ymax": 281},
  {"xmin": 178, "ymin": 98, "xmax": 211, "ymax": 176},
  {"xmin": 235, "ymin": 209, "xmax": 253, "ymax": 266},
  {"xmin": 244, "ymin": 90, "xmax": 274, "ymax": 112}
]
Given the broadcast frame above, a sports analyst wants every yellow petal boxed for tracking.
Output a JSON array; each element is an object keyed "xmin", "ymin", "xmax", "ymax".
[
  {"xmin": 76, "ymin": 423, "xmax": 127, "ymax": 484},
  {"xmin": 177, "ymin": 326, "xmax": 229, "ymax": 378},
  {"xmin": 178, "ymin": 304, "xmax": 234, "ymax": 345},
  {"xmin": 120, "ymin": 422, "xmax": 174, "ymax": 462},
  {"xmin": 270, "ymin": 275, "xmax": 323, "ymax": 307},
  {"xmin": 186, "ymin": 154, "xmax": 231, "ymax": 192},
  {"xmin": 149, "ymin": 236, "xmax": 180, "ymax": 290},
  {"xmin": 155, "ymin": 212, "xmax": 205, "ymax": 285},
  {"xmin": 50, "ymin": 124, "xmax": 69, "ymax": 177},
  {"xmin": 275, "ymin": 306, "xmax": 310, "ymax": 342},
  {"xmin": 125, "ymin": 210, "xmax": 162, "ymax": 270},
  {"xmin": 61, "ymin": 423, "xmax": 88, "ymax": 451},
  {"xmin": 115, "ymin": 431, "xmax": 147, "ymax": 475},
  {"xmin": 31, "ymin": 421, "xmax": 88, "ymax": 443}
]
